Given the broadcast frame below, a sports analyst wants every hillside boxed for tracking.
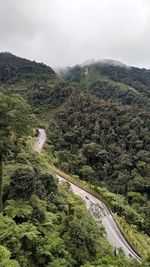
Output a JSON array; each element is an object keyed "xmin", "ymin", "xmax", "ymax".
[
  {"xmin": 62, "ymin": 63, "xmax": 150, "ymax": 107},
  {"xmin": 1, "ymin": 93, "xmax": 145, "ymax": 267},
  {"xmin": 0, "ymin": 53, "xmax": 73, "ymax": 115},
  {"xmin": 0, "ymin": 53, "xmax": 150, "ymax": 265},
  {"xmin": 47, "ymin": 89, "xmax": 150, "ymax": 235},
  {"xmin": 0, "ymin": 52, "xmax": 55, "ymax": 83}
]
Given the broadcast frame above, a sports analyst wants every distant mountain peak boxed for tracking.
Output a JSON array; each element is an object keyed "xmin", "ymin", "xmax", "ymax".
[
  {"xmin": 82, "ymin": 58, "xmax": 128, "ymax": 68},
  {"xmin": 81, "ymin": 59, "xmax": 96, "ymax": 67},
  {"xmin": 98, "ymin": 59, "xmax": 128, "ymax": 67}
]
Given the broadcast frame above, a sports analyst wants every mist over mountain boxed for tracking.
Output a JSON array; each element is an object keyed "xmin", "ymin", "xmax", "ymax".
[
  {"xmin": 1, "ymin": 0, "xmax": 150, "ymax": 266},
  {"xmin": 81, "ymin": 58, "xmax": 129, "ymax": 68}
]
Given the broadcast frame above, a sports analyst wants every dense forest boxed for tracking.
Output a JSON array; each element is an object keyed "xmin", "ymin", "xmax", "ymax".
[
  {"xmin": 62, "ymin": 63, "xmax": 150, "ymax": 107},
  {"xmin": 0, "ymin": 53, "xmax": 150, "ymax": 266},
  {"xmin": 47, "ymin": 89, "xmax": 150, "ymax": 235},
  {"xmin": 1, "ymin": 92, "xmax": 146, "ymax": 266},
  {"xmin": 0, "ymin": 52, "xmax": 55, "ymax": 83}
]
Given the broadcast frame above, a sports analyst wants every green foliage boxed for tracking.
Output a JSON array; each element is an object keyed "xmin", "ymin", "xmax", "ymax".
[
  {"xmin": 0, "ymin": 92, "xmax": 35, "ymax": 153},
  {"xmin": 4, "ymin": 199, "xmax": 32, "ymax": 219},
  {"xmin": 47, "ymin": 89, "xmax": 150, "ymax": 235},
  {"xmin": 9, "ymin": 165, "xmax": 36, "ymax": 199},
  {"xmin": 117, "ymin": 217, "xmax": 150, "ymax": 258},
  {"xmin": 88, "ymin": 79, "xmax": 149, "ymax": 107},
  {"xmin": 0, "ymin": 92, "xmax": 35, "ymax": 210},
  {"xmin": 35, "ymin": 171, "xmax": 57, "ymax": 199},
  {"xmin": 127, "ymin": 192, "xmax": 144, "ymax": 205},
  {"xmin": 0, "ymin": 245, "xmax": 20, "ymax": 267},
  {"xmin": 2, "ymin": 155, "xmax": 141, "ymax": 266},
  {"xmin": 0, "ymin": 52, "xmax": 55, "ymax": 83},
  {"xmin": 63, "ymin": 62, "xmax": 150, "ymax": 107},
  {"xmin": 79, "ymin": 165, "xmax": 95, "ymax": 182},
  {"xmin": 26, "ymin": 81, "xmax": 72, "ymax": 113},
  {"xmin": 1, "ymin": 53, "xmax": 150, "ymax": 266}
]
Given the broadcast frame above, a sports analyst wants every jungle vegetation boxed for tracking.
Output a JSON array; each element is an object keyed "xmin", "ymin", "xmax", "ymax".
[{"xmin": 0, "ymin": 53, "xmax": 150, "ymax": 266}]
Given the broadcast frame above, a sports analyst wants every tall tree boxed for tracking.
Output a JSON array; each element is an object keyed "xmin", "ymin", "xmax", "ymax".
[{"xmin": 0, "ymin": 93, "xmax": 35, "ymax": 210}]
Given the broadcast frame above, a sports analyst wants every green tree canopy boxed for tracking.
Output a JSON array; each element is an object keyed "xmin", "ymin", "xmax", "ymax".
[{"xmin": 0, "ymin": 93, "xmax": 35, "ymax": 210}]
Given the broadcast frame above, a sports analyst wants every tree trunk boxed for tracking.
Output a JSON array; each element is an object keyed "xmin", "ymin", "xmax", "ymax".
[{"xmin": 0, "ymin": 154, "xmax": 4, "ymax": 212}]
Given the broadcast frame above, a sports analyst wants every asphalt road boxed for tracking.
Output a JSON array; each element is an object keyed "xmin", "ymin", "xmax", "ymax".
[
  {"xmin": 35, "ymin": 128, "xmax": 141, "ymax": 261},
  {"xmin": 34, "ymin": 128, "xmax": 47, "ymax": 152}
]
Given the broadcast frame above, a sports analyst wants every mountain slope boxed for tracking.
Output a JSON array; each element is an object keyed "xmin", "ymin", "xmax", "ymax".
[
  {"xmin": 47, "ymin": 89, "xmax": 150, "ymax": 236},
  {"xmin": 0, "ymin": 53, "xmax": 73, "ymax": 116},
  {"xmin": 0, "ymin": 53, "xmax": 150, "ymax": 262},
  {"xmin": 62, "ymin": 62, "xmax": 150, "ymax": 107},
  {"xmin": 1, "ymin": 92, "xmax": 146, "ymax": 267},
  {"xmin": 0, "ymin": 52, "xmax": 55, "ymax": 83}
]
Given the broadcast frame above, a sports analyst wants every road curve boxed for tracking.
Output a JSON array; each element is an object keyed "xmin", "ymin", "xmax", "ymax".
[
  {"xmin": 34, "ymin": 128, "xmax": 46, "ymax": 152},
  {"xmin": 57, "ymin": 175, "xmax": 141, "ymax": 261},
  {"xmin": 34, "ymin": 128, "xmax": 141, "ymax": 261}
]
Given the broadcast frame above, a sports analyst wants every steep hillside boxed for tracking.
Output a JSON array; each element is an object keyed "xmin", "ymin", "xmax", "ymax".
[
  {"xmin": 1, "ymin": 92, "xmax": 146, "ymax": 267},
  {"xmin": 1, "ymin": 80, "xmax": 73, "ymax": 116},
  {"xmin": 0, "ymin": 53, "xmax": 73, "ymax": 115},
  {"xmin": 0, "ymin": 53, "xmax": 150, "ymax": 264},
  {"xmin": 62, "ymin": 63, "xmax": 150, "ymax": 107},
  {"xmin": 47, "ymin": 89, "xmax": 150, "ymax": 236},
  {"xmin": 0, "ymin": 52, "xmax": 55, "ymax": 83}
]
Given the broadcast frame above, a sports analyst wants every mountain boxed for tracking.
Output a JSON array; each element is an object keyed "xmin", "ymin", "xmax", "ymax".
[
  {"xmin": 47, "ymin": 60, "xmax": 150, "ymax": 243},
  {"xmin": 0, "ymin": 52, "xmax": 72, "ymax": 114},
  {"xmin": 0, "ymin": 53, "xmax": 150, "ymax": 264},
  {"xmin": 82, "ymin": 58, "xmax": 128, "ymax": 68},
  {"xmin": 0, "ymin": 52, "xmax": 55, "ymax": 83},
  {"xmin": 62, "ymin": 62, "xmax": 150, "ymax": 108}
]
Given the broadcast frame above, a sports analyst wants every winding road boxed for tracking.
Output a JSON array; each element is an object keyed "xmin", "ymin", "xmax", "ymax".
[
  {"xmin": 34, "ymin": 128, "xmax": 141, "ymax": 261},
  {"xmin": 34, "ymin": 128, "xmax": 47, "ymax": 152}
]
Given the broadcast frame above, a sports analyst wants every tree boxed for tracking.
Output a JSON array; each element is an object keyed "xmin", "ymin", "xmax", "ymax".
[
  {"xmin": 79, "ymin": 165, "xmax": 95, "ymax": 182},
  {"xmin": 83, "ymin": 143, "xmax": 102, "ymax": 164},
  {"xmin": 0, "ymin": 245, "xmax": 20, "ymax": 267},
  {"xmin": 0, "ymin": 93, "xmax": 35, "ymax": 210},
  {"xmin": 35, "ymin": 172, "xmax": 57, "ymax": 200},
  {"xmin": 127, "ymin": 192, "xmax": 144, "ymax": 205},
  {"xmin": 4, "ymin": 199, "xmax": 32, "ymax": 219},
  {"xmin": 9, "ymin": 165, "xmax": 36, "ymax": 200}
]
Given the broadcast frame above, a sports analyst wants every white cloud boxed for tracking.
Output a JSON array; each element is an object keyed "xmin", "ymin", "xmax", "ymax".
[{"xmin": 0, "ymin": 0, "xmax": 150, "ymax": 68}]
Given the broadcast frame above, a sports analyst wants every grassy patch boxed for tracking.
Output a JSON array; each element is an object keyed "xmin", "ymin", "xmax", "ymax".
[{"xmin": 117, "ymin": 216, "xmax": 150, "ymax": 258}]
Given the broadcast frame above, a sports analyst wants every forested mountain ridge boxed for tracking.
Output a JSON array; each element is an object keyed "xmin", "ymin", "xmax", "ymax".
[
  {"xmin": 0, "ymin": 52, "xmax": 55, "ymax": 83},
  {"xmin": 0, "ymin": 53, "xmax": 150, "ymax": 265},
  {"xmin": 47, "ymin": 89, "xmax": 150, "ymax": 235},
  {"xmin": 62, "ymin": 63, "xmax": 150, "ymax": 107},
  {"xmin": 1, "ymin": 92, "xmax": 146, "ymax": 267}
]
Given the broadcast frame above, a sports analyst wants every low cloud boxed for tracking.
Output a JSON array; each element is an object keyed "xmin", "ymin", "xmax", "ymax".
[{"xmin": 0, "ymin": 0, "xmax": 150, "ymax": 68}]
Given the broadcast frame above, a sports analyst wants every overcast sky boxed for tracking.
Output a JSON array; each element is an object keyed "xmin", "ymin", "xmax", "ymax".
[{"xmin": 0, "ymin": 0, "xmax": 150, "ymax": 68}]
